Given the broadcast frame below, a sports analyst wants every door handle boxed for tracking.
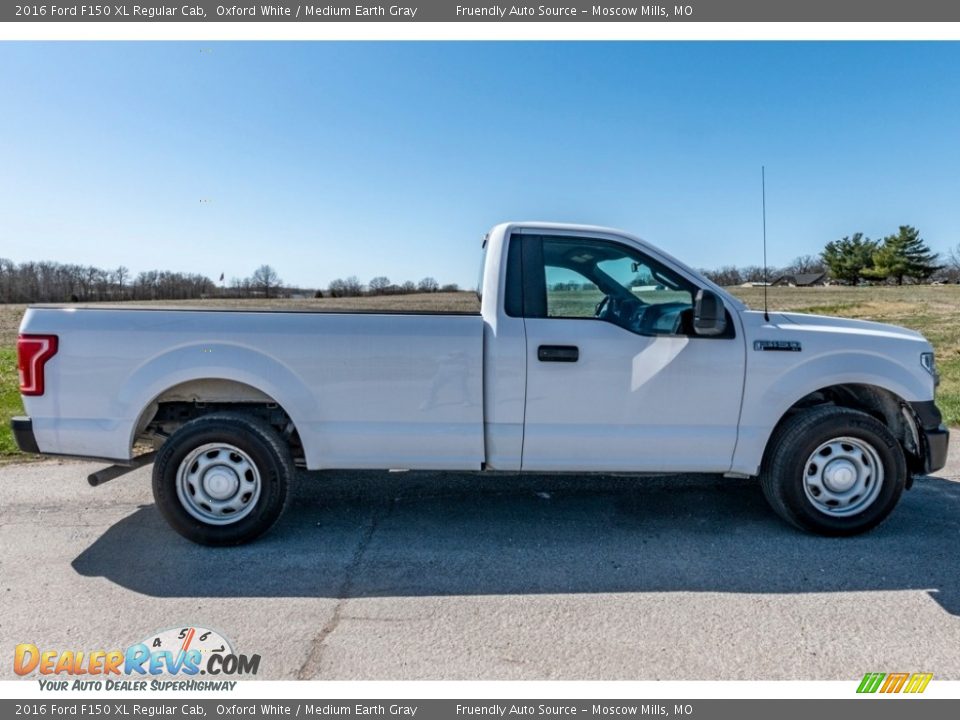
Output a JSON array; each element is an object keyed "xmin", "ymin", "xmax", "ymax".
[{"xmin": 538, "ymin": 345, "xmax": 579, "ymax": 362}]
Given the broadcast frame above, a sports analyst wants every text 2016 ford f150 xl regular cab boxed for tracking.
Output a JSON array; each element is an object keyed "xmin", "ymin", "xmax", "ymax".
[{"xmin": 12, "ymin": 222, "xmax": 950, "ymax": 545}]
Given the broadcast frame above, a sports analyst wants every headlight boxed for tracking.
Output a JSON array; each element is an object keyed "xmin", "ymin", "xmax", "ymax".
[{"xmin": 921, "ymin": 352, "xmax": 939, "ymax": 386}]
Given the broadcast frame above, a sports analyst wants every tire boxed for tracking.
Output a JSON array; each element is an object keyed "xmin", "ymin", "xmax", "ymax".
[
  {"xmin": 759, "ymin": 405, "xmax": 906, "ymax": 536},
  {"xmin": 152, "ymin": 413, "xmax": 294, "ymax": 546}
]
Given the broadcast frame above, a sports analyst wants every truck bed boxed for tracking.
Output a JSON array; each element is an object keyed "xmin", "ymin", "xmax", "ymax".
[{"xmin": 19, "ymin": 305, "xmax": 485, "ymax": 470}]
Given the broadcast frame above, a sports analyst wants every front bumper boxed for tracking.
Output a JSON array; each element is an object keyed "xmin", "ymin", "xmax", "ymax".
[
  {"xmin": 10, "ymin": 416, "xmax": 40, "ymax": 454},
  {"xmin": 910, "ymin": 401, "xmax": 950, "ymax": 474}
]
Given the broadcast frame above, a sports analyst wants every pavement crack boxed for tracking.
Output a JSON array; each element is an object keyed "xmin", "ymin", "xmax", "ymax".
[{"xmin": 296, "ymin": 503, "xmax": 387, "ymax": 680}]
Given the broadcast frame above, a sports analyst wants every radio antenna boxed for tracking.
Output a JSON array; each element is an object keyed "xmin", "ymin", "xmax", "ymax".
[{"xmin": 762, "ymin": 166, "xmax": 770, "ymax": 322}]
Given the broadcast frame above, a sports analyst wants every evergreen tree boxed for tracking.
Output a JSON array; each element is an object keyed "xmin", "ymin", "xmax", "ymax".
[
  {"xmin": 821, "ymin": 233, "xmax": 877, "ymax": 284},
  {"xmin": 864, "ymin": 225, "xmax": 942, "ymax": 285}
]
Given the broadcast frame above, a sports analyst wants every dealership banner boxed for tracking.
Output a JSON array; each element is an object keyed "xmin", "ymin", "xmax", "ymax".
[
  {"xmin": 3, "ymin": 699, "xmax": 960, "ymax": 718},
  {"xmin": 6, "ymin": 1, "xmax": 960, "ymax": 22}
]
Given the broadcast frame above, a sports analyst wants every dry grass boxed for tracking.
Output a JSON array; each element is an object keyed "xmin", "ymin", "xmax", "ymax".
[{"xmin": 729, "ymin": 285, "xmax": 960, "ymax": 425}]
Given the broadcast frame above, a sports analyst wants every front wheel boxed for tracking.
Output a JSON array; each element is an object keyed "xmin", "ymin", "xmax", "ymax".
[
  {"xmin": 760, "ymin": 406, "xmax": 907, "ymax": 536},
  {"xmin": 152, "ymin": 414, "xmax": 294, "ymax": 545}
]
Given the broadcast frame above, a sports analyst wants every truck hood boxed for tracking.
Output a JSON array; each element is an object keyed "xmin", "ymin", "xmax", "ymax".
[{"xmin": 776, "ymin": 312, "xmax": 926, "ymax": 344}]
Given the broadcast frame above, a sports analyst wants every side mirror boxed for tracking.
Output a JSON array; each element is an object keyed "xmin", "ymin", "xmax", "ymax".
[{"xmin": 694, "ymin": 289, "xmax": 727, "ymax": 336}]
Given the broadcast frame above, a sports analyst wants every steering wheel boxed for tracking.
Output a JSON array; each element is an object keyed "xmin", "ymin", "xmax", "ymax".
[
  {"xmin": 637, "ymin": 303, "xmax": 684, "ymax": 335},
  {"xmin": 594, "ymin": 296, "xmax": 610, "ymax": 318},
  {"xmin": 596, "ymin": 295, "xmax": 647, "ymax": 330}
]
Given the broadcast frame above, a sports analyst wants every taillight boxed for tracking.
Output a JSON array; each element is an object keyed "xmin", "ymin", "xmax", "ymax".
[{"xmin": 17, "ymin": 334, "xmax": 58, "ymax": 396}]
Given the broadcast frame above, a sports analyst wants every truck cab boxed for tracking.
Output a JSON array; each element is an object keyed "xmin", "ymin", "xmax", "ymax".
[{"xmin": 480, "ymin": 223, "xmax": 744, "ymax": 474}]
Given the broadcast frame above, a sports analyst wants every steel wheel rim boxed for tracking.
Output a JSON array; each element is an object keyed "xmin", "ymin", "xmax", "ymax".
[
  {"xmin": 803, "ymin": 436, "xmax": 884, "ymax": 517},
  {"xmin": 175, "ymin": 443, "xmax": 262, "ymax": 525}
]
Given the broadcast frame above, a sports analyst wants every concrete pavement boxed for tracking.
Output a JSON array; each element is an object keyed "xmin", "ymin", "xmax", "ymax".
[{"xmin": 1, "ymin": 449, "xmax": 958, "ymax": 680}]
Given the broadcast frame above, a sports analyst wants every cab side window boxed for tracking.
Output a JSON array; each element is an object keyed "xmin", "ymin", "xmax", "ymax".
[{"xmin": 541, "ymin": 237, "xmax": 695, "ymax": 336}]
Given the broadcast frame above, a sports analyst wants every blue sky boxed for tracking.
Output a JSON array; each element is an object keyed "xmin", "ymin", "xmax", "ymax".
[{"xmin": 1, "ymin": 41, "xmax": 958, "ymax": 288}]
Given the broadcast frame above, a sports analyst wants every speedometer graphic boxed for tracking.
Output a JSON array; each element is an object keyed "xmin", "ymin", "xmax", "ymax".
[{"xmin": 136, "ymin": 626, "xmax": 234, "ymax": 675}]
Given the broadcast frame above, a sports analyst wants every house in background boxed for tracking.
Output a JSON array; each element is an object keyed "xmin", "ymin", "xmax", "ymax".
[{"xmin": 771, "ymin": 272, "xmax": 827, "ymax": 287}]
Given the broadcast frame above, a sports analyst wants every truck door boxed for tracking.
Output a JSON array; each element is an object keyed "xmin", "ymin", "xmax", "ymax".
[{"xmin": 518, "ymin": 233, "xmax": 746, "ymax": 473}]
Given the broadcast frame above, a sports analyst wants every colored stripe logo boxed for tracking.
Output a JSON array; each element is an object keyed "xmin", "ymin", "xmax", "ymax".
[{"xmin": 857, "ymin": 672, "xmax": 932, "ymax": 694}]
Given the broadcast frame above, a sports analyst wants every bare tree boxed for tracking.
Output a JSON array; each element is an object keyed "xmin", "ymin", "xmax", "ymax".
[
  {"xmin": 93, "ymin": 268, "xmax": 110, "ymax": 300},
  {"xmin": 0, "ymin": 258, "xmax": 15, "ymax": 302},
  {"xmin": 114, "ymin": 266, "xmax": 129, "ymax": 300},
  {"xmin": 327, "ymin": 276, "xmax": 363, "ymax": 297},
  {"xmin": 740, "ymin": 265, "xmax": 778, "ymax": 283},
  {"xmin": 944, "ymin": 243, "xmax": 960, "ymax": 283},
  {"xmin": 786, "ymin": 254, "xmax": 826, "ymax": 275},
  {"xmin": 251, "ymin": 265, "xmax": 283, "ymax": 299},
  {"xmin": 0, "ymin": 257, "xmax": 216, "ymax": 303},
  {"xmin": 440, "ymin": 283, "xmax": 460, "ymax": 292},
  {"xmin": 400, "ymin": 280, "xmax": 416, "ymax": 294},
  {"xmin": 417, "ymin": 276, "xmax": 439, "ymax": 293},
  {"xmin": 369, "ymin": 276, "xmax": 391, "ymax": 295},
  {"xmin": 228, "ymin": 276, "xmax": 251, "ymax": 298},
  {"xmin": 701, "ymin": 265, "xmax": 742, "ymax": 287}
]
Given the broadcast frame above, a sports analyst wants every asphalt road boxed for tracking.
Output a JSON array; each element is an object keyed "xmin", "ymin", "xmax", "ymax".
[{"xmin": 1, "ymin": 449, "xmax": 959, "ymax": 681}]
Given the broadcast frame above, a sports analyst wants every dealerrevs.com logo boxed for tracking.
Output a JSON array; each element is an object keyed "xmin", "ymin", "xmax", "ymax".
[
  {"xmin": 14, "ymin": 626, "xmax": 260, "ymax": 691},
  {"xmin": 857, "ymin": 672, "xmax": 933, "ymax": 694}
]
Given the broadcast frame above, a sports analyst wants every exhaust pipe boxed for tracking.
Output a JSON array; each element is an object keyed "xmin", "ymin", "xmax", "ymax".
[{"xmin": 87, "ymin": 452, "xmax": 157, "ymax": 487}]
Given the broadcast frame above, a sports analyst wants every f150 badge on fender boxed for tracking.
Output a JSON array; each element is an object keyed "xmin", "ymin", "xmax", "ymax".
[{"xmin": 754, "ymin": 340, "xmax": 802, "ymax": 352}]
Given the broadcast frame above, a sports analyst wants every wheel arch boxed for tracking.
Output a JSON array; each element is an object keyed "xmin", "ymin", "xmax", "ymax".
[
  {"xmin": 764, "ymin": 383, "xmax": 921, "ymax": 470},
  {"xmin": 731, "ymin": 351, "xmax": 930, "ymax": 477},
  {"xmin": 119, "ymin": 343, "xmax": 315, "ymax": 462}
]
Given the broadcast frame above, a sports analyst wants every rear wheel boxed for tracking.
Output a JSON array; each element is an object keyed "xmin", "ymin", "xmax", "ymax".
[
  {"xmin": 152, "ymin": 414, "xmax": 293, "ymax": 545},
  {"xmin": 760, "ymin": 406, "xmax": 906, "ymax": 536}
]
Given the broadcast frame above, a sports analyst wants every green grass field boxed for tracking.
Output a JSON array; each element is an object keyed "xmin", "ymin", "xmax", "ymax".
[{"xmin": 1, "ymin": 286, "xmax": 958, "ymax": 460}]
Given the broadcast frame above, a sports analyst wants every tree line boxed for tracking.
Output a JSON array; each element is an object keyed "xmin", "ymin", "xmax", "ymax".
[
  {"xmin": 702, "ymin": 226, "xmax": 960, "ymax": 287},
  {"xmin": 0, "ymin": 259, "xmax": 463, "ymax": 304},
  {"xmin": 0, "ymin": 259, "xmax": 214, "ymax": 303},
  {"xmin": 325, "ymin": 275, "xmax": 460, "ymax": 298},
  {"xmin": 3, "ymin": 225, "xmax": 953, "ymax": 303}
]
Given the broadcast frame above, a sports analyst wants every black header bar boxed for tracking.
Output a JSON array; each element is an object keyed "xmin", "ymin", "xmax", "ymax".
[{"xmin": 6, "ymin": 1, "xmax": 960, "ymax": 23}]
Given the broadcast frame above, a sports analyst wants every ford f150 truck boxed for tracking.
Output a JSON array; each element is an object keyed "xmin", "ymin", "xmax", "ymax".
[{"xmin": 11, "ymin": 222, "xmax": 949, "ymax": 545}]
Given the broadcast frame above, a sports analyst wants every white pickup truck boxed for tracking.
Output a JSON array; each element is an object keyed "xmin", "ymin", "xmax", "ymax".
[{"xmin": 12, "ymin": 222, "xmax": 949, "ymax": 545}]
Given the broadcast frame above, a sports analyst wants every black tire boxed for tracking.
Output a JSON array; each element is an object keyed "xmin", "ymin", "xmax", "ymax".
[
  {"xmin": 759, "ymin": 405, "xmax": 907, "ymax": 536},
  {"xmin": 152, "ymin": 413, "xmax": 293, "ymax": 546}
]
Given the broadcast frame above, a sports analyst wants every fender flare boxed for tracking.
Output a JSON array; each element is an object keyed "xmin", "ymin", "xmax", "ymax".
[
  {"xmin": 118, "ymin": 342, "xmax": 316, "ymax": 459},
  {"xmin": 731, "ymin": 351, "xmax": 928, "ymax": 475}
]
